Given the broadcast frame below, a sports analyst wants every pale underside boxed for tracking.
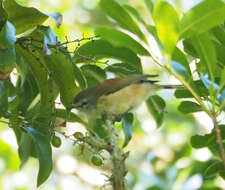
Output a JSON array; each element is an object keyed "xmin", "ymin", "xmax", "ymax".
[{"xmin": 96, "ymin": 83, "xmax": 161, "ymax": 116}]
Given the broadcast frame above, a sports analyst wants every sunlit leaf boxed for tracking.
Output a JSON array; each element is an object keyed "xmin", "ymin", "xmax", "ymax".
[
  {"xmin": 144, "ymin": 0, "xmax": 154, "ymax": 16},
  {"xmin": 175, "ymin": 80, "xmax": 208, "ymax": 99},
  {"xmin": 0, "ymin": 139, "xmax": 19, "ymax": 171},
  {"xmin": 172, "ymin": 47, "xmax": 191, "ymax": 74},
  {"xmin": 153, "ymin": 1, "xmax": 179, "ymax": 54},
  {"xmin": 99, "ymin": 0, "xmax": 147, "ymax": 43},
  {"xmin": 73, "ymin": 39, "xmax": 142, "ymax": 74},
  {"xmin": 4, "ymin": 0, "xmax": 48, "ymax": 34},
  {"xmin": 95, "ymin": 27, "xmax": 150, "ymax": 56},
  {"xmin": 192, "ymin": 32, "xmax": 216, "ymax": 81},
  {"xmin": 179, "ymin": 0, "xmax": 225, "ymax": 38},
  {"xmin": 171, "ymin": 61, "xmax": 190, "ymax": 81},
  {"xmin": 123, "ymin": 5, "xmax": 146, "ymax": 25},
  {"xmin": 200, "ymin": 73, "xmax": 225, "ymax": 102}
]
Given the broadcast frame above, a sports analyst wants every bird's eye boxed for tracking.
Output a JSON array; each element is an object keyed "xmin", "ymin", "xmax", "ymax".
[
  {"xmin": 74, "ymin": 100, "xmax": 88, "ymax": 109},
  {"xmin": 81, "ymin": 101, "xmax": 88, "ymax": 107}
]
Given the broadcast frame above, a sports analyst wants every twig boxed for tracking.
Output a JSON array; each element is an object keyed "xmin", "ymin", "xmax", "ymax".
[{"xmin": 213, "ymin": 118, "xmax": 225, "ymax": 168}]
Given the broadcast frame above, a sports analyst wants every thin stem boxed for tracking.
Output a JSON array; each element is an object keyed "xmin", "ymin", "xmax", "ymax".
[
  {"xmin": 213, "ymin": 118, "xmax": 225, "ymax": 168},
  {"xmin": 165, "ymin": 65, "xmax": 214, "ymax": 118}
]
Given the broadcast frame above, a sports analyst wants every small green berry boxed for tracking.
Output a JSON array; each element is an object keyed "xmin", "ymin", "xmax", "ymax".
[
  {"xmin": 91, "ymin": 154, "xmax": 103, "ymax": 166},
  {"xmin": 73, "ymin": 132, "xmax": 84, "ymax": 138},
  {"xmin": 51, "ymin": 135, "xmax": 62, "ymax": 148}
]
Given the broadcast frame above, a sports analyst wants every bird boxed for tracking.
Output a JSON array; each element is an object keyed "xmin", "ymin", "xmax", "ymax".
[{"xmin": 72, "ymin": 74, "xmax": 181, "ymax": 121}]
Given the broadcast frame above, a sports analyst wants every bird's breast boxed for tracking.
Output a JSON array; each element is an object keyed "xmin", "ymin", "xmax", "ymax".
[{"xmin": 97, "ymin": 83, "xmax": 161, "ymax": 115}]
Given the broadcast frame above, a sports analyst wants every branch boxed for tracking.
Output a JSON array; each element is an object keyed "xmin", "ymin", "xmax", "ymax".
[
  {"xmin": 213, "ymin": 118, "xmax": 225, "ymax": 168},
  {"xmin": 103, "ymin": 121, "xmax": 128, "ymax": 190}
]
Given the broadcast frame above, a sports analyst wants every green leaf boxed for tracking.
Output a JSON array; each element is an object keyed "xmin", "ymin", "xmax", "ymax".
[
  {"xmin": 172, "ymin": 47, "xmax": 191, "ymax": 74},
  {"xmin": 4, "ymin": 0, "xmax": 48, "ymax": 34},
  {"xmin": 191, "ymin": 134, "xmax": 215, "ymax": 149},
  {"xmin": 37, "ymin": 25, "xmax": 60, "ymax": 46},
  {"xmin": 122, "ymin": 113, "xmax": 133, "ymax": 148},
  {"xmin": 22, "ymin": 127, "xmax": 52, "ymax": 187},
  {"xmin": 81, "ymin": 64, "xmax": 106, "ymax": 87},
  {"xmin": 73, "ymin": 39, "xmax": 142, "ymax": 74},
  {"xmin": 43, "ymin": 53, "xmax": 79, "ymax": 108},
  {"xmin": 146, "ymin": 95, "xmax": 166, "ymax": 127},
  {"xmin": 18, "ymin": 132, "xmax": 38, "ymax": 167},
  {"xmin": 16, "ymin": 45, "xmax": 53, "ymax": 114},
  {"xmin": 0, "ymin": 1, "xmax": 7, "ymax": 29},
  {"xmin": 0, "ymin": 47, "xmax": 16, "ymax": 72},
  {"xmin": 0, "ymin": 21, "xmax": 16, "ymax": 49},
  {"xmin": 55, "ymin": 108, "xmax": 85, "ymax": 124},
  {"xmin": 192, "ymin": 32, "xmax": 216, "ymax": 81},
  {"xmin": 145, "ymin": 25, "xmax": 163, "ymax": 49},
  {"xmin": 17, "ymin": 73, "xmax": 39, "ymax": 114},
  {"xmin": 182, "ymin": 39, "xmax": 198, "ymax": 57},
  {"xmin": 210, "ymin": 25, "xmax": 225, "ymax": 45},
  {"xmin": 200, "ymin": 73, "xmax": 225, "ymax": 102},
  {"xmin": 175, "ymin": 80, "xmax": 208, "ymax": 99},
  {"xmin": 15, "ymin": 50, "xmax": 29, "ymax": 86},
  {"xmin": 0, "ymin": 81, "xmax": 8, "ymax": 117},
  {"xmin": 178, "ymin": 101, "xmax": 202, "ymax": 114},
  {"xmin": 179, "ymin": 0, "xmax": 225, "ymax": 38},
  {"xmin": 220, "ymin": 68, "xmax": 225, "ymax": 89},
  {"xmin": 99, "ymin": 0, "xmax": 147, "ymax": 43},
  {"xmin": 105, "ymin": 62, "xmax": 138, "ymax": 76},
  {"xmin": 95, "ymin": 27, "xmax": 150, "ymax": 56},
  {"xmin": 171, "ymin": 61, "xmax": 190, "ymax": 81},
  {"xmin": 153, "ymin": 1, "xmax": 179, "ymax": 54},
  {"xmin": 213, "ymin": 41, "xmax": 225, "ymax": 66},
  {"xmin": 204, "ymin": 161, "xmax": 223, "ymax": 179},
  {"xmin": 144, "ymin": 0, "xmax": 154, "ymax": 16},
  {"xmin": 123, "ymin": 5, "xmax": 146, "ymax": 25},
  {"xmin": 73, "ymin": 64, "xmax": 87, "ymax": 89}
]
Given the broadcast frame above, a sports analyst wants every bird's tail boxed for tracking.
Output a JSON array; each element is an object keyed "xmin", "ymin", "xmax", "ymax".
[{"xmin": 160, "ymin": 84, "xmax": 184, "ymax": 89}]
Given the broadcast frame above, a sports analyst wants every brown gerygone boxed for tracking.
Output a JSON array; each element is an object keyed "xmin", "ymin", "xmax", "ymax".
[{"xmin": 72, "ymin": 74, "xmax": 181, "ymax": 120}]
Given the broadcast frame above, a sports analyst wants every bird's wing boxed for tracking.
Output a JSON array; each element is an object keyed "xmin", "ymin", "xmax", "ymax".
[{"xmin": 99, "ymin": 74, "xmax": 158, "ymax": 96}]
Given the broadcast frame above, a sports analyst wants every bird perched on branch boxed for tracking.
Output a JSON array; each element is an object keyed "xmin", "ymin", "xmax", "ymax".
[{"xmin": 72, "ymin": 74, "xmax": 181, "ymax": 120}]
